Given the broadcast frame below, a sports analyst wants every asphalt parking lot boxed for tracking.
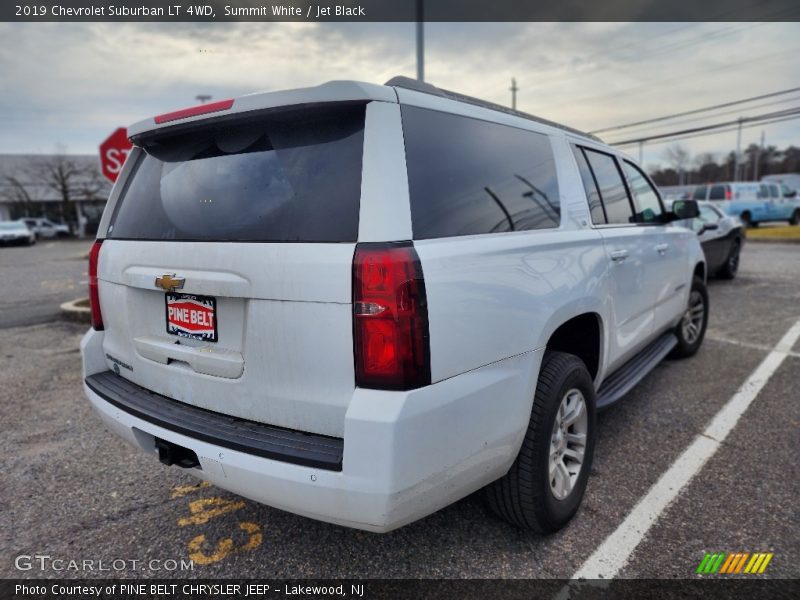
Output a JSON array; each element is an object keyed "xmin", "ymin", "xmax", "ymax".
[
  {"xmin": 0, "ymin": 239, "xmax": 798, "ymax": 580},
  {"xmin": 0, "ymin": 240, "xmax": 92, "ymax": 329}
]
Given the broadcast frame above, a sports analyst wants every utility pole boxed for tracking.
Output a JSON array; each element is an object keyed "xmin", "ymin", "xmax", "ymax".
[
  {"xmin": 195, "ymin": 95, "xmax": 211, "ymax": 104},
  {"xmin": 416, "ymin": 0, "xmax": 424, "ymax": 82},
  {"xmin": 733, "ymin": 117, "xmax": 743, "ymax": 182},
  {"xmin": 754, "ymin": 130, "xmax": 765, "ymax": 181},
  {"xmin": 510, "ymin": 78, "xmax": 518, "ymax": 110}
]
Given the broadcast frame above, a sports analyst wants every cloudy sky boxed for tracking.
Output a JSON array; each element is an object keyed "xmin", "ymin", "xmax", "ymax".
[{"xmin": 0, "ymin": 21, "xmax": 798, "ymax": 170}]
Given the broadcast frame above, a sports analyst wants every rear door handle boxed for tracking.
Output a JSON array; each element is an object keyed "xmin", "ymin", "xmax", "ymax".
[
  {"xmin": 610, "ymin": 249, "xmax": 629, "ymax": 262},
  {"xmin": 655, "ymin": 243, "xmax": 669, "ymax": 255}
]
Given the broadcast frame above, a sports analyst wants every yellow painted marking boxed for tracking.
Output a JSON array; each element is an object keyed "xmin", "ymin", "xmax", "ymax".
[
  {"xmin": 744, "ymin": 553, "xmax": 760, "ymax": 574},
  {"xmin": 178, "ymin": 497, "xmax": 245, "ymax": 526},
  {"xmin": 757, "ymin": 554, "xmax": 773, "ymax": 574},
  {"xmin": 187, "ymin": 522, "xmax": 262, "ymax": 565},
  {"xmin": 187, "ymin": 534, "xmax": 233, "ymax": 565},
  {"xmin": 734, "ymin": 553, "xmax": 749, "ymax": 573},
  {"xmin": 749, "ymin": 553, "xmax": 767, "ymax": 574},
  {"xmin": 171, "ymin": 481, "xmax": 211, "ymax": 499}
]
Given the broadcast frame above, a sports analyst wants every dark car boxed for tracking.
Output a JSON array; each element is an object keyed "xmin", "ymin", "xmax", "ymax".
[{"xmin": 670, "ymin": 200, "xmax": 745, "ymax": 279}]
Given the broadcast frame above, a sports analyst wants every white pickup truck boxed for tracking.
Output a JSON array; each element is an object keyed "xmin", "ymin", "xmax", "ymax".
[{"xmin": 81, "ymin": 77, "xmax": 707, "ymax": 533}]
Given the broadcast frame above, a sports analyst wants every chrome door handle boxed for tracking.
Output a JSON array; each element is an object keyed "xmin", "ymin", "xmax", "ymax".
[
  {"xmin": 655, "ymin": 243, "xmax": 669, "ymax": 255},
  {"xmin": 610, "ymin": 250, "xmax": 628, "ymax": 262}
]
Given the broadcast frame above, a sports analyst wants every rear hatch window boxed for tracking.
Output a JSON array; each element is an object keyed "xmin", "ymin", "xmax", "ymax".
[{"xmin": 108, "ymin": 103, "xmax": 366, "ymax": 242}]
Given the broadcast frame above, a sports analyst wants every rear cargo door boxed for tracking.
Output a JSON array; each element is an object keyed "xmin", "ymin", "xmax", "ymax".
[{"xmin": 97, "ymin": 103, "xmax": 367, "ymax": 438}]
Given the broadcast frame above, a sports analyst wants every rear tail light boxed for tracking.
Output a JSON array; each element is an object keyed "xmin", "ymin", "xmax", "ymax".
[
  {"xmin": 725, "ymin": 187, "xmax": 732, "ymax": 200},
  {"xmin": 352, "ymin": 243, "xmax": 431, "ymax": 390},
  {"xmin": 88, "ymin": 240, "xmax": 104, "ymax": 330}
]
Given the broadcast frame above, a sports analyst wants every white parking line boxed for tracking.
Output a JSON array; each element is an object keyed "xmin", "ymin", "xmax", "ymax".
[
  {"xmin": 707, "ymin": 334, "xmax": 800, "ymax": 359},
  {"xmin": 570, "ymin": 319, "xmax": 800, "ymax": 582}
]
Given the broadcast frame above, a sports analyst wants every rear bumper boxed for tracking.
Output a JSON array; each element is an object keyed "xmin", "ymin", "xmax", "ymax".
[
  {"xmin": 86, "ymin": 371, "xmax": 344, "ymax": 471},
  {"xmin": 81, "ymin": 329, "xmax": 541, "ymax": 532}
]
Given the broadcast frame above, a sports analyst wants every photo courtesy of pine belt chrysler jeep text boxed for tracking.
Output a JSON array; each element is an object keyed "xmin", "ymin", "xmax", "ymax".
[{"xmin": 81, "ymin": 77, "xmax": 708, "ymax": 533}]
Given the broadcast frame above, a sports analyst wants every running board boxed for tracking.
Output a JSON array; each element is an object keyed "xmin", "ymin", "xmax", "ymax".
[{"xmin": 596, "ymin": 332, "xmax": 677, "ymax": 409}]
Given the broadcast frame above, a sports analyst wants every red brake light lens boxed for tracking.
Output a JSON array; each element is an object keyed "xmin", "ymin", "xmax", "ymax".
[
  {"xmin": 154, "ymin": 98, "xmax": 235, "ymax": 124},
  {"xmin": 88, "ymin": 240, "xmax": 103, "ymax": 330},
  {"xmin": 725, "ymin": 187, "xmax": 732, "ymax": 200},
  {"xmin": 353, "ymin": 243, "xmax": 430, "ymax": 390}
]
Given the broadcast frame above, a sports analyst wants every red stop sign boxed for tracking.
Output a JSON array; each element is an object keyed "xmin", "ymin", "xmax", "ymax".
[{"xmin": 99, "ymin": 127, "xmax": 133, "ymax": 183}]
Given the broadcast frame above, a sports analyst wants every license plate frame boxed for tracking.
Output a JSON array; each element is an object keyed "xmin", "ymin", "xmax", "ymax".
[{"xmin": 165, "ymin": 292, "xmax": 218, "ymax": 342}]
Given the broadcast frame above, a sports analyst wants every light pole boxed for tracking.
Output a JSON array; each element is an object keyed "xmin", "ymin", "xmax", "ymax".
[
  {"xmin": 510, "ymin": 78, "xmax": 518, "ymax": 110},
  {"xmin": 733, "ymin": 118, "xmax": 743, "ymax": 182},
  {"xmin": 416, "ymin": 0, "xmax": 424, "ymax": 82}
]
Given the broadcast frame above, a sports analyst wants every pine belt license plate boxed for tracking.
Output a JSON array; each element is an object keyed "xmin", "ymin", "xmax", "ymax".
[{"xmin": 165, "ymin": 292, "xmax": 218, "ymax": 342}]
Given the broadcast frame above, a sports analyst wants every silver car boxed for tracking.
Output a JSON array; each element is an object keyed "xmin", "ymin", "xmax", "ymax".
[
  {"xmin": 0, "ymin": 220, "xmax": 36, "ymax": 246},
  {"xmin": 23, "ymin": 217, "xmax": 71, "ymax": 239}
]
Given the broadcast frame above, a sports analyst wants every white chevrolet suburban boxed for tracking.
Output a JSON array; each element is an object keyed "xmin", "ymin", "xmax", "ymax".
[{"xmin": 81, "ymin": 77, "xmax": 707, "ymax": 533}]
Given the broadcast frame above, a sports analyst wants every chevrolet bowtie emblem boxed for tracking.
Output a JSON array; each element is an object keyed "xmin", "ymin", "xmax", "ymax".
[{"xmin": 155, "ymin": 274, "xmax": 185, "ymax": 292}]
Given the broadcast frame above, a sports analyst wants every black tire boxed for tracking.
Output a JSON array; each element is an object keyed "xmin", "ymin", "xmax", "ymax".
[
  {"xmin": 740, "ymin": 211, "xmax": 751, "ymax": 228},
  {"xmin": 669, "ymin": 276, "xmax": 709, "ymax": 358},
  {"xmin": 717, "ymin": 239, "xmax": 741, "ymax": 280},
  {"xmin": 789, "ymin": 210, "xmax": 800, "ymax": 226},
  {"xmin": 485, "ymin": 351, "xmax": 596, "ymax": 533}
]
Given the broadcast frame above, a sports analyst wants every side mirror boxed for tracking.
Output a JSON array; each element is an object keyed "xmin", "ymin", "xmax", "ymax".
[
  {"xmin": 699, "ymin": 223, "xmax": 719, "ymax": 234},
  {"xmin": 671, "ymin": 199, "xmax": 700, "ymax": 220}
]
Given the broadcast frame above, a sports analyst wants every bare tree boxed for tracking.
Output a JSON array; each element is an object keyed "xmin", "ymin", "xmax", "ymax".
[
  {"xmin": 663, "ymin": 144, "xmax": 692, "ymax": 185},
  {"xmin": 693, "ymin": 152, "xmax": 717, "ymax": 169},
  {"xmin": 1, "ymin": 149, "xmax": 106, "ymax": 232},
  {"xmin": 2, "ymin": 173, "xmax": 36, "ymax": 217}
]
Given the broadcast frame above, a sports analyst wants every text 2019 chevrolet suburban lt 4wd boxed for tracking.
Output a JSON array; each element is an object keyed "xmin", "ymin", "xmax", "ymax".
[{"xmin": 81, "ymin": 77, "xmax": 707, "ymax": 533}]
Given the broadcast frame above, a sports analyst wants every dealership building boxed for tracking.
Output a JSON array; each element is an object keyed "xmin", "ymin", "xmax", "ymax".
[{"xmin": 0, "ymin": 154, "xmax": 111, "ymax": 237}]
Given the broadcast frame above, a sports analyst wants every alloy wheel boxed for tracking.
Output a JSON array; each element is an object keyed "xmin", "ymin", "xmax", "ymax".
[{"xmin": 549, "ymin": 389, "xmax": 588, "ymax": 500}]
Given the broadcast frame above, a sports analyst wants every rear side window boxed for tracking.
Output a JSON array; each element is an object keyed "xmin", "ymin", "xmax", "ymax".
[
  {"xmin": 571, "ymin": 145, "xmax": 606, "ymax": 224},
  {"xmin": 622, "ymin": 161, "xmax": 663, "ymax": 223},
  {"xmin": 709, "ymin": 185, "xmax": 726, "ymax": 200},
  {"xmin": 402, "ymin": 106, "xmax": 560, "ymax": 239},
  {"xmin": 769, "ymin": 185, "xmax": 780, "ymax": 198},
  {"xmin": 108, "ymin": 104, "xmax": 366, "ymax": 242},
  {"xmin": 692, "ymin": 186, "xmax": 707, "ymax": 200},
  {"xmin": 582, "ymin": 149, "xmax": 634, "ymax": 225}
]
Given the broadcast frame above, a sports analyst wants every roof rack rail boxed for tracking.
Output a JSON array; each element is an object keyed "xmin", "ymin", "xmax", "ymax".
[{"xmin": 384, "ymin": 76, "xmax": 602, "ymax": 143}]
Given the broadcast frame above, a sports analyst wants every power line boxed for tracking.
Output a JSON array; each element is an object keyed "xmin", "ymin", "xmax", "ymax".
[
  {"xmin": 609, "ymin": 108, "xmax": 800, "ymax": 147},
  {"xmin": 592, "ymin": 87, "xmax": 800, "ymax": 134},
  {"xmin": 485, "ymin": 15, "xmax": 793, "ymax": 101},
  {"xmin": 603, "ymin": 94, "xmax": 800, "ymax": 137},
  {"xmin": 616, "ymin": 114, "xmax": 800, "ymax": 149}
]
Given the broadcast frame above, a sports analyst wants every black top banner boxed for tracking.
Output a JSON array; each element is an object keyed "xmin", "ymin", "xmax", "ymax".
[{"xmin": 3, "ymin": 0, "xmax": 800, "ymax": 22}]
